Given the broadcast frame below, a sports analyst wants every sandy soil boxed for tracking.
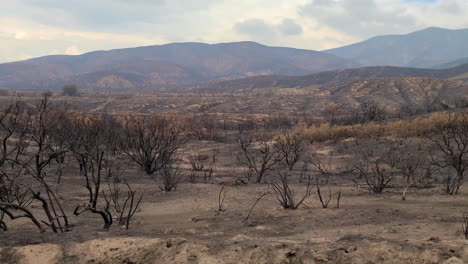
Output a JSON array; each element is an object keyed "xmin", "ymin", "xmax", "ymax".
[
  {"xmin": 1, "ymin": 180, "xmax": 468, "ymax": 264},
  {"xmin": 0, "ymin": 133, "xmax": 467, "ymax": 263}
]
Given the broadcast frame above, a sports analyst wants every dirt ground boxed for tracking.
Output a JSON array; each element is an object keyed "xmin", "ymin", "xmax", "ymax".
[
  {"xmin": 1, "ymin": 176, "xmax": 468, "ymax": 264},
  {"xmin": 0, "ymin": 122, "xmax": 467, "ymax": 263}
]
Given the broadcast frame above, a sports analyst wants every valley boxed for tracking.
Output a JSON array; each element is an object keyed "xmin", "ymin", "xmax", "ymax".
[{"xmin": 2, "ymin": 25, "xmax": 468, "ymax": 264}]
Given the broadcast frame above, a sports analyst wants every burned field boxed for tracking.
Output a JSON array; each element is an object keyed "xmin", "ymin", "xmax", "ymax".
[{"xmin": 0, "ymin": 94, "xmax": 468, "ymax": 264}]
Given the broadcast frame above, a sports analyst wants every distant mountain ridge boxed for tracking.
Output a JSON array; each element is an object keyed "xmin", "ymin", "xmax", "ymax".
[
  {"xmin": 324, "ymin": 27, "xmax": 468, "ymax": 68},
  {"xmin": 2, "ymin": 27, "xmax": 468, "ymax": 92},
  {"xmin": 433, "ymin": 57, "xmax": 468, "ymax": 69},
  {"xmin": 0, "ymin": 41, "xmax": 358, "ymax": 91}
]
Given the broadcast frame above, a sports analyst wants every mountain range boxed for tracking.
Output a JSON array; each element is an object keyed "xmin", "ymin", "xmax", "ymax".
[
  {"xmin": 325, "ymin": 27, "xmax": 468, "ymax": 68},
  {"xmin": 1, "ymin": 27, "xmax": 468, "ymax": 92},
  {"xmin": 0, "ymin": 42, "xmax": 357, "ymax": 91}
]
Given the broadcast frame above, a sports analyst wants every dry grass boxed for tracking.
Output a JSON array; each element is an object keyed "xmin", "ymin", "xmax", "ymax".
[{"xmin": 302, "ymin": 112, "xmax": 467, "ymax": 142}]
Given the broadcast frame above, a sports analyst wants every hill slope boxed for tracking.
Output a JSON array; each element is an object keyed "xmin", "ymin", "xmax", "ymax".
[
  {"xmin": 324, "ymin": 27, "xmax": 468, "ymax": 68},
  {"xmin": 433, "ymin": 57, "xmax": 468, "ymax": 69},
  {"xmin": 0, "ymin": 42, "xmax": 358, "ymax": 91},
  {"xmin": 200, "ymin": 77, "xmax": 468, "ymax": 113},
  {"xmin": 8, "ymin": 77, "xmax": 465, "ymax": 115},
  {"xmin": 187, "ymin": 64, "xmax": 468, "ymax": 93}
]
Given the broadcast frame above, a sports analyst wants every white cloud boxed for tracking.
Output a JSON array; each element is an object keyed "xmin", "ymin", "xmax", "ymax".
[
  {"xmin": 278, "ymin": 19, "xmax": 304, "ymax": 36},
  {"xmin": 65, "ymin": 45, "xmax": 81, "ymax": 55},
  {"xmin": 14, "ymin": 31, "xmax": 30, "ymax": 40},
  {"xmin": 299, "ymin": 0, "xmax": 468, "ymax": 39}
]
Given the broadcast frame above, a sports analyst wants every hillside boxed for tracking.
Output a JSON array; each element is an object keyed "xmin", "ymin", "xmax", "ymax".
[
  {"xmin": 320, "ymin": 77, "xmax": 468, "ymax": 111},
  {"xmin": 433, "ymin": 57, "xmax": 468, "ymax": 69},
  {"xmin": 324, "ymin": 27, "xmax": 468, "ymax": 68},
  {"xmin": 0, "ymin": 42, "xmax": 358, "ymax": 91},
  {"xmin": 187, "ymin": 64, "xmax": 468, "ymax": 93},
  {"xmin": 5, "ymin": 77, "xmax": 465, "ymax": 116}
]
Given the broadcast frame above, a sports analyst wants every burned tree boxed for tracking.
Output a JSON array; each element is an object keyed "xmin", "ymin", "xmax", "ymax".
[
  {"xmin": 237, "ymin": 130, "xmax": 283, "ymax": 183},
  {"xmin": 119, "ymin": 114, "xmax": 184, "ymax": 175},
  {"xmin": 188, "ymin": 108, "xmax": 219, "ymax": 141},
  {"xmin": 353, "ymin": 142, "xmax": 397, "ymax": 194},
  {"xmin": 18, "ymin": 96, "xmax": 72, "ymax": 233},
  {"xmin": 275, "ymin": 131, "xmax": 304, "ymax": 171},
  {"xmin": 158, "ymin": 163, "xmax": 183, "ymax": 192},
  {"xmin": 359, "ymin": 102, "xmax": 387, "ymax": 124},
  {"xmin": 429, "ymin": 113, "xmax": 468, "ymax": 195},
  {"xmin": 70, "ymin": 113, "xmax": 118, "ymax": 230},
  {"xmin": 0, "ymin": 99, "xmax": 42, "ymax": 232},
  {"xmin": 323, "ymin": 103, "xmax": 341, "ymax": 126},
  {"xmin": 310, "ymin": 154, "xmax": 342, "ymax": 208},
  {"xmin": 395, "ymin": 143, "xmax": 435, "ymax": 188},
  {"xmin": 272, "ymin": 169, "xmax": 312, "ymax": 210},
  {"xmin": 103, "ymin": 179, "xmax": 143, "ymax": 230},
  {"xmin": 188, "ymin": 148, "xmax": 217, "ymax": 183}
]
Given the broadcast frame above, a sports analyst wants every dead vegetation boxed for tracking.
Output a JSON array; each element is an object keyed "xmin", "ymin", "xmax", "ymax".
[
  {"xmin": 272, "ymin": 170, "xmax": 312, "ymax": 210},
  {"xmin": 0, "ymin": 95, "xmax": 467, "ymax": 245}
]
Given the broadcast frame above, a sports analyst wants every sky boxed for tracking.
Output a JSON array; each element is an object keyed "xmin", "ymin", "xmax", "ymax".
[{"xmin": 1, "ymin": 0, "xmax": 467, "ymax": 63}]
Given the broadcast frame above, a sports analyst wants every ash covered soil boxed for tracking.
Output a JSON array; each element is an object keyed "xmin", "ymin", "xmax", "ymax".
[{"xmin": 1, "ymin": 181, "xmax": 468, "ymax": 264}]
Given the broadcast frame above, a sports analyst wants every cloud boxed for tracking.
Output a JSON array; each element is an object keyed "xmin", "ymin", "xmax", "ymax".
[
  {"xmin": 12, "ymin": 0, "xmax": 219, "ymax": 33},
  {"xmin": 0, "ymin": 16, "xmax": 168, "ymax": 62},
  {"xmin": 234, "ymin": 17, "xmax": 304, "ymax": 43},
  {"xmin": 65, "ymin": 45, "xmax": 81, "ymax": 55},
  {"xmin": 405, "ymin": 0, "xmax": 468, "ymax": 28},
  {"xmin": 299, "ymin": 0, "xmax": 468, "ymax": 39},
  {"xmin": 234, "ymin": 19, "xmax": 276, "ymax": 39},
  {"xmin": 14, "ymin": 32, "xmax": 30, "ymax": 40},
  {"xmin": 278, "ymin": 19, "xmax": 303, "ymax": 36},
  {"xmin": 299, "ymin": 0, "xmax": 417, "ymax": 38},
  {"xmin": 1, "ymin": 0, "xmax": 468, "ymax": 62}
]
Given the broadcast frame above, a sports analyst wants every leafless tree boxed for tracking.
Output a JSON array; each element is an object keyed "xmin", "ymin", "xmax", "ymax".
[
  {"xmin": 18, "ymin": 96, "xmax": 72, "ymax": 233},
  {"xmin": 323, "ymin": 103, "xmax": 341, "ymax": 125},
  {"xmin": 188, "ymin": 148, "xmax": 217, "ymax": 183},
  {"xmin": 310, "ymin": 153, "xmax": 342, "ymax": 208},
  {"xmin": 310, "ymin": 153, "xmax": 333, "ymax": 178},
  {"xmin": 104, "ymin": 180, "xmax": 143, "ymax": 230},
  {"xmin": 105, "ymin": 168, "xmax": 125, "ymax": 214},
  {"xmin": 237, "ymin": 131, "xmax": 283, "ymax": 183},
  {"xmin": 354, "ymin": 146, "xmax": 395, "ymax": 194},
  {"xmin": 0, "ymin": 98, "xmax": 41, "ymax": 231},
  {"xmin": 189, "ymin": 109, "xmax": 219, "ymax": 140},
  {"xmin": 119, "ymin": 114, "xmax": 184, "ymax": 175},
  {"xmin": 395, "ymin": 143, "xmax": 435, "ymax": 188},
  {"xmin": 158, "ymin": 163, "xmax": 183, "ymax": 192},
  {"xmin": 275, "ymin": 131, "xmax": 304, "ymax": 171},
  {"xmin": 429, "ymin": 113, "xmax": 468, "ymax": 195},
  {"xmin": 315, "ymin": 176, "xmax": 342, "ymax": 209},
  {"xmin": 272, "ymin": 170, "xmax": 312, "ymax": 210},
  {"xmin": 70, "ymin": 113, "xmax": 118, "ymax": 230},
  {"xmin": 359, "ymin": 102, "xmax": 387, "ymax": 124}
]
